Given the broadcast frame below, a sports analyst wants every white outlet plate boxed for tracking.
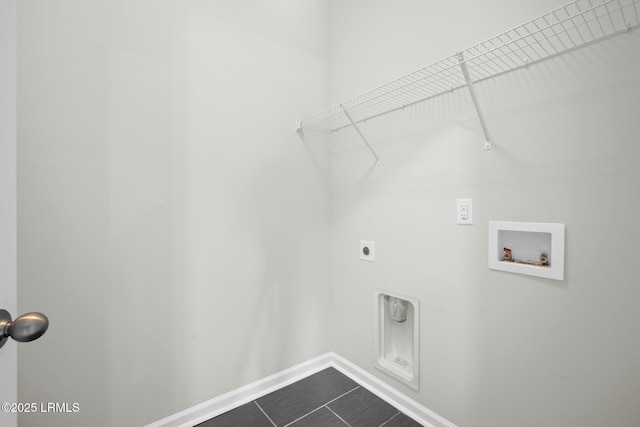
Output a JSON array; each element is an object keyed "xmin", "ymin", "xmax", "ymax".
[
  {"xmin": 457, "ymin": 199, "xmax": 473, "ymax": 225},
  {"xmin": 360, "ymin": 240, "xmax": 375, "ymax": 262}
]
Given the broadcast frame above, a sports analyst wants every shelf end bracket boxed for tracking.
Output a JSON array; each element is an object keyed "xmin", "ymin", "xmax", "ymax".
[
  {"xmin": 458, "ymin": 52, "xmax": 493, "ymax": 150},
  {"xmin": 295, "ymin": 119, "xmax": 309, "ymax": 146}
]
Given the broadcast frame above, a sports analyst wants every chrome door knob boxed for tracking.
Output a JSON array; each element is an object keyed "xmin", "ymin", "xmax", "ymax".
[{"xmin": 0, "ymin": 309, "xmax": 49, "ymax": 349}]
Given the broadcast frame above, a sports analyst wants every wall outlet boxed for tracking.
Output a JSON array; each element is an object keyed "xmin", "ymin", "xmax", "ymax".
[
  {"xmin": 360, "ymin": 240, "xmax": 375, "ymax": 262},
  {"xmin": 457, "ymin": 199, "xmax": 473, "ymax": 225}
]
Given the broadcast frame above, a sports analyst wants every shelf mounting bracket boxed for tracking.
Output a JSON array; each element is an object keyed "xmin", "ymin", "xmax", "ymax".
[
  {"xmin": 342, "ymin": 105, "xmax": 381, "ymax": 166},
  {"xmin": 457, "ymin": 52, "xmax": 493, "ymax": 150}
]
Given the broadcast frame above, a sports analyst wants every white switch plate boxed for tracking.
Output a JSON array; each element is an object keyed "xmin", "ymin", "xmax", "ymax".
[
  {"xmin": 457, "ymin": 199, "xmax": 473, "ymax": 225},
  {"xmin": 360, "ymin": 240, "xmax": 375, "ymax": 261}
]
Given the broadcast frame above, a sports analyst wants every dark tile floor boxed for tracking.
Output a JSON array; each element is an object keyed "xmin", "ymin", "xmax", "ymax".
[{"xmin": 196, "ymin": 367, "xmax": 423, "ymax": 427}]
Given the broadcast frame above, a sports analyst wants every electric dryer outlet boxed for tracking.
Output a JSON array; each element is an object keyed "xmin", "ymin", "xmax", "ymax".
[{"xmin": 360, "ymin": 240, "xmax": 375, "ymax": 261}]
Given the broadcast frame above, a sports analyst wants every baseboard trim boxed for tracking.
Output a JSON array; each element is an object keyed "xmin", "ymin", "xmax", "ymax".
[
  {"xmin": 144, "ymin": 353, "xmax": 333, "ymax": 427},
  {"xmin": 145, "ymin": 352, "xmax": 456, "ymax": 427},
  {"xmin": 329, "ymin": 353, "xmax": 457, "ymax": 427}
]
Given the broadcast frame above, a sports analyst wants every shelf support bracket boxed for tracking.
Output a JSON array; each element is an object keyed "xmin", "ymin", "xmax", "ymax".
[
  {"xmin": 457, "ymin": 52, "xmax": 493, "ymax": 150},
  {"xmin": 342, "ymin": 105, "xmax": 381, "ymax": 166},
  {"xmin": 295, "ymin": 119, "xmax": 307, "ymax": 143}
]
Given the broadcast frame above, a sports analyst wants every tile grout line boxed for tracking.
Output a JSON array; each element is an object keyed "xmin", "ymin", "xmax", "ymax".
[
  {"xmin": 324, "ymin": 385, "xmax": 360, "ymax": 408},
  {"xmin": 281, "ymin": 385, "xmax": 361, "ymax": 427},
  {"xmin": 378, "ymin": 411, "xmax": 402, "ymax": 426},
  {"xmin": 326, "ymin": 405, "xmax": 353, "ymax": 427},
  {"xmin": 254, "ymin": 401, "xmax": 278, "ymax": 427},
  {"xmin": 281, "ymin": 405, "xmax": 325, "ymax": 427}
]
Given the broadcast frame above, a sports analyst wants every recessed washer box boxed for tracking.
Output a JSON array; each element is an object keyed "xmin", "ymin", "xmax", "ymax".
[
  {"xmin": 488, "ymin": 221, "xmax": 565, "ymax": 280},
  {"xmin": 373, "ymin": 290, "xmax": 419, "ymax": 390}
]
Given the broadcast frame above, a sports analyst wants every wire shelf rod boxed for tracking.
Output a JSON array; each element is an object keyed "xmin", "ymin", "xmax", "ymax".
[
  {"xmin": 301, "ymin": 59, "xmax": 464, "ymax": 128},
  {"xmin": 331, "ymin": 83, "xmax": 469, "ymax": 133},
  {"xmin": 463, "ymin": 0, "xmax": 632, "ymax": 63},
  {"xmin": 339, "ymin": 59, "xmax": 461, "ymax": 113},
  {"xmin": 321, "ymin": 14, "xmax": 639, "ymax": 135},
  {"xmin": 484, "ymin": 39, "xmax": 521, "ymax": 71},
  {"xmin": 469, "ymin": 21, "xmax": 640, "ymax": 87},
  {"xmin": 580, "ymin": 7, "xmax": 599, "ymax": 39},
  {"xmin": 300, "ymin": 56, "xmax": 462, "ymax": 125},
  {"xmin": 455, "ymin": 2, "xmax": 632, "ymax": 74},
  {"xmin": 465, "ymin": 2, "xmax": 620, "ymax": 64},
  {"xmin": 328, "ymin": 76, "xmax": 467, "ymax": 131},
  {"xmin": 542, "ymin": 12, "xmax": 570, "ymax": 50},
  {"xmin": 298, "ymin": 0, "xmax": 639, "ymax": 133}
]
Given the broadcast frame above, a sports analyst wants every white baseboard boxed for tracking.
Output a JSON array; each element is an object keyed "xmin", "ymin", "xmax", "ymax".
[
  {"xmin": 145, "ymin": 352, "xmax": 457, "ymax": 427},
  {"xmin": 330, "ymin": 353, "xmax": 457, "ymax": 427},
  {"xmin": 144, "ymin": 353, "xmax": 333, "ymax": 427}
]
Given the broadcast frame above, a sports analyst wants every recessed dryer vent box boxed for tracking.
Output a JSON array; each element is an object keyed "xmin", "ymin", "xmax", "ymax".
[{"xmin": 488, "ymin": 221, "xmax": 565, "ymax": 280}]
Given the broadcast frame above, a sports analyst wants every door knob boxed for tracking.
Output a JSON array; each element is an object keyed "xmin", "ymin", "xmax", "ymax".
[{"xmin": 0, "ymin": 309, "xmax": 49, "ymax": 349}]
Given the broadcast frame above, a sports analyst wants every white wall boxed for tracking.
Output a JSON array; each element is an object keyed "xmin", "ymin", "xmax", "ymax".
[
  {"xmin": 0, "ymin": 1, "xmax": 17, "ymax": 426},
  {"xmin": 330, "ymin": 1, "xmax": 640, "ymax": 427},
  {"xmin": 17, "ymin": 1, "xmax": 330, "ymax": 426},
  {"xmin": 18, "ymin": 1, "xmax": 640, "ymax": 426}
]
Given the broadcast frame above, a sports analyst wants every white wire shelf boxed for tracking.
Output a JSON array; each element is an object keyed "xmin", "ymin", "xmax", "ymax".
[{"xmin": 297, "ymin": 0, "xmax": 640, "ymax": 154}]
